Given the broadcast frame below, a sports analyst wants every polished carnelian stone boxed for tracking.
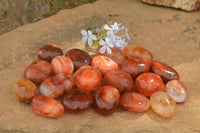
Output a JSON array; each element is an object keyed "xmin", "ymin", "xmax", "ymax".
[
  {"xmin": 135, "ymin": 73, "xmax": 165, "ymax": 97},
  {"xmin": 38, "ymin": 44, "xmax": 63, "ymax": 62},
  {"xmin": 74, "ymin": 65, "xmax": 94, "ymax": 78},
  {"xmin": 120, "ymin": 92, "xmax": 150, "ymax": 112},
  {"xmin": 96, "ymin": 46, "xmax": 126, "ymax": 65},
  {"xmin": 14, "ymin": 79, "xmax": 38, "ymax": 103},
  {"xmin": 65, "ymin": 49, "xmax": 92, "ymax": 70},
  {"xmin": 51, "ymin": 56, "xmax": 74, "ymax": 75},
  {"xmin": 62, "ymin": 89, "xmax": 93, "ymax": 113},
  {"xmin": 24, "ymin": 60, "xmax": 52, "ymax": 83},
  {"xmin": 151, "ymin": 61, "xmax": 179, "ymax": 82},
  {"xmin": 31, "ymin": 95, "xmax": 64, "ymax": 118},
  {"xmin": 121, "ymin": 58, "xmax": 150, "ymax": 79},
  {"xmin": 92, "ymin": 55, "xmax": 118, "ymax": 74},
  {"xmin": 104, "ymin": 69, "xmax": 134, "ymax": 93},
  {"xmin": 94, "ymin": 86, "xmax": 120, "ymax": 115},
  {"xmin": 75, "ymin": 68, "xmax": 102, "ymax": 92},
  {"xmin": 123, "ymin": 45, "xmax": 153, "ymax": 63},
  {"xmin": 166, "ymin": 80, "xmax": 187, "ymax": 103},
  {"xmin": 150, "ymin": 91, "xmax": 176, "ymax": 117},
  {"xmin": 40, "ymin": 74, "xmax": 75, "ymax": 98}
]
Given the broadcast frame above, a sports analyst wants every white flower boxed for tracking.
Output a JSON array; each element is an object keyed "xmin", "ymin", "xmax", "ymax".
[
  {"xmin": 115, "ymin": 38, "xmax": 128, "ymax": 50},
  {"xmin": 81, "ymin": 30, "xmax": 97, "ymax": 46},
  {"xmin": 104, "ymin": 22, "xmax": 125, "ymax": 34},
  {"xmin": 125, "ymin": 28, "xmax": 130, "ymax": 41},
  {"xmin": 99, "ymin": 37, "xmax": 114, "ymax": 54}
]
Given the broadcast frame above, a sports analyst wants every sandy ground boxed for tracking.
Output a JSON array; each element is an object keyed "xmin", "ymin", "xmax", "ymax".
[{"xmin": 0, "ymin": 0, "xmax": 200, "ymax": 132}]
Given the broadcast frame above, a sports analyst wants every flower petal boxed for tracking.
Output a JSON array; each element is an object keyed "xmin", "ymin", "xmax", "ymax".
[
  {"xmin": 126, "ymin": 28, "xmax": 130, "ymax": 41},
  {"xmin": 88, "ymin": 30, "xmax": 93, "ymax": 36},
  {"xmin": 88, "ymin": 38, "xmax": 93, "ymax": 46},
  {"xmin": 100, "ymin": 46, "xmax": 106, "ymax": 54},
  {"xmin": 81, "ymin": 36, "xmax": 88, "ymax": 44},
  {"xmin": 99, "ymin": 39, "xmax": 106, "ymax": 46},
  {"xmin": 107, "ymin": 47, "xmax": 112, "ymax": 54},
  {"xmin": 91, "ymin": 35, "xmax": 97, "ymax": 40},
  {"xmin": 81, "ymin": 30, "xmax": 87, "ymax": 36},
  {"xmin": 104, "ymin": 24, "xmax": 112, "ymax": 30}
]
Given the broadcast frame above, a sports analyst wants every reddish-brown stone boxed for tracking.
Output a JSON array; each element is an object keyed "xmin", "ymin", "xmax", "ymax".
[
  {"xmin": 75, "ymin": 68, "xmax": 102, "ymax": 92},
  {"xmin": 123, "ymin": 45, "xmax": 153, "ymax": 63},
  {"xmin": 121, "ymin": 58, "xmax": 150, "ymax": 79},
  {"xmin": 120, "ymin": 92, "xmax": 150, "ymax": 112},
  {"xmin": 94, "ymin": 86, "xmax": 120, "ymax": 115},
  {"xmin": 96, "ymin": 46, "xmax": 126, "ymax": 65},
  {"xmin": 65, "ymin": 49, "xmax": 92, "ymax": 70},
  {"xmin": 104, "ymin": 69, "xmax": 134, "ymax": 93},
  {"xmin": 135, "ymin": 73, "xmax": 165, "ymax": 97},
  {"xmin": 151, "ymin": 61, "xmax": 179, "ymax": 82},
  {"xmin": 40, "ymin": 74, "xmax": 75, "ymax": 98},
  {"xmin": 38, "ymin": 44, "xmax": 63, "ymax": 62},
  {"xmin": 31, "ymin": 95, "xmax": 64, "ymax": 118},
  {"xmin": 62, "ymin": 89, "xmax": 94, "ymax": 113},
  {"xmin": 24, "ymin": 60, "xmax": 52, "ymax": 83}
]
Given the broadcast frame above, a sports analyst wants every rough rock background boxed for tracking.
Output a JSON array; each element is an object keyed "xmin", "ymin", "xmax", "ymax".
[
  {"xmin": 0, "ymin": 0, "xmax": 200, "ymax": 132},
  {"xmin": 140, "ymin": 0, "xmax": 200, "ymax": 11}
]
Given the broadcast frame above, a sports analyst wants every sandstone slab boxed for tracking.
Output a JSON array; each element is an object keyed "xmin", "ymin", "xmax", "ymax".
[
  {"xmin": 140, "ymin": 0, "xmax": 200, "ymax": 11},
  {"xmin": 0, "ymin": 0, "xmax": 200, "ymax": 132}
]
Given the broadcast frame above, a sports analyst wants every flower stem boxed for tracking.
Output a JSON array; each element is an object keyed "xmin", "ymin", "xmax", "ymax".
[{"xmin": 88, "ymin": 11, "xmax": 96, "ymax": 31}]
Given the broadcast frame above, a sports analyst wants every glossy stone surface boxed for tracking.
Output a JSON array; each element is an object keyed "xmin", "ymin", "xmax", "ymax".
[
  {"xmin": 74, "ymin": 65, "xmax": 94, "ymax": 77},
  {"xmin": 96, "ymin": 46, "xmax": 126, "ymax": 65},
  {"xmin": 40, "ymin": 74, "xmax": 75, "ymax": 98},
  {"xmin": 94, "ymin": 86, "xmax": 120, "ymax": 115},
  {"xmin": 104, "ymin": 69, "xmax": 134, "ymax": 93},
  {"xmin": 151, "ymin": 61, "xmax": 179, "ymax": 82},
  {"xmin": 14, "ymin": 79, "xmax": 38, "ymax": 103},
  {"xmin": 38, "ymin": 44, "xmax": 63, "ymax": 62},
  {"xmin": 135, "ymin": 73, "xmax": 165, "ymax": 97},
  {"xmin": 166, "ymin": 80, "xmax": 187, "ymax": 103},
  {"xmin": 62, "ymin": 89, "xmax": 93, "ymax": 113},
  {"xmin": 75, "ymin": 68, "xmax": 102, "ymax": 92},
  {"xmin": 120, "ymin": 92, "xmax": 150, "ymax": 112},
  {"xmin": 121, "ymin": 58, "xmax": 150, "ymax": 79},
  {"xmin": 92, "ymin": 55, "xmax": 119, "ymax": 74},
  {"xmin": 150, "ymin": 91, "xmax": 177, "ymax": 117},
  {"xmin": 31, "ymin": 95, "xmax": 64, "ymax": 118},
  {"xmin": 51, "ymin": 56, "xmax": 74, "ymax": 75},
  {"xmin": 24, "ymin": 60, "xmax": 52, "ymax": 83},
  {"xmin": 123, "ymin": 45, "xmax": 153, "ymax": 63},
  {"xmin": 65, "ymin": 49, "xmax": 92, "ymax": 70}
]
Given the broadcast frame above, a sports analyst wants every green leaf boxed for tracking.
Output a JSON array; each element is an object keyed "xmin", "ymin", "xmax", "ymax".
[
  {"xmin": 51, "ymin": 0, "xmax": 64, "ymax": 8},
  {"xmin": 92, "ymin": 40, "xmax": 100, "ymax": 46}
]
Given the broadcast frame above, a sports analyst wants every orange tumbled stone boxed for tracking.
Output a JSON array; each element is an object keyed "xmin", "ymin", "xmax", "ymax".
[
  {"xmin": 135, "ymin": 73, "xmax": 165, "ymax": 97},
  {"xmin": 123, "ymin": 45, "xmax": 153, "ymax": 63},
  {"xmin": 120, "ymin": 92, "xmax": 150, "ymax": 112},
  {"xmin": 166, "ymin": 80, "xmax": 187, "ymax": 103},
  {"xmin": 96, "ymin": 46, "xmax": 126, "ymax": 65},
  {"xmin": 14, "ymin": 79, "xmax": 38, "ymax": 103},
  {"xmin": 150, "ymin": 91, "xmax": 176, "ymax": 117},
  {"xmin": 24, "ymin": 60, "xmax": 52, "ymax": 83},
  {"xmin": 104, "ymin": 69, "xmax": 134, "ymax": 93},
  {"xmin": 94, "ymin": 86, "xmax": 120, "ymax": 115},
  {"xmin": 75, "ymin": 67, "xmax": 102, "ymax": 92},
  {"xmin": 92, "ymin": 55, "xmax": 118, "ymax": 74},
  {"xmin": 31, "ymin": 95, "xmax": 64, "ymax": 118},
  {"xmin": 51, "ymin": 56, "xmax": 74, "ymax": 75},
  {"xmin": 40, "ymin": 74, "xmax": 75, "ymax": 98}
]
